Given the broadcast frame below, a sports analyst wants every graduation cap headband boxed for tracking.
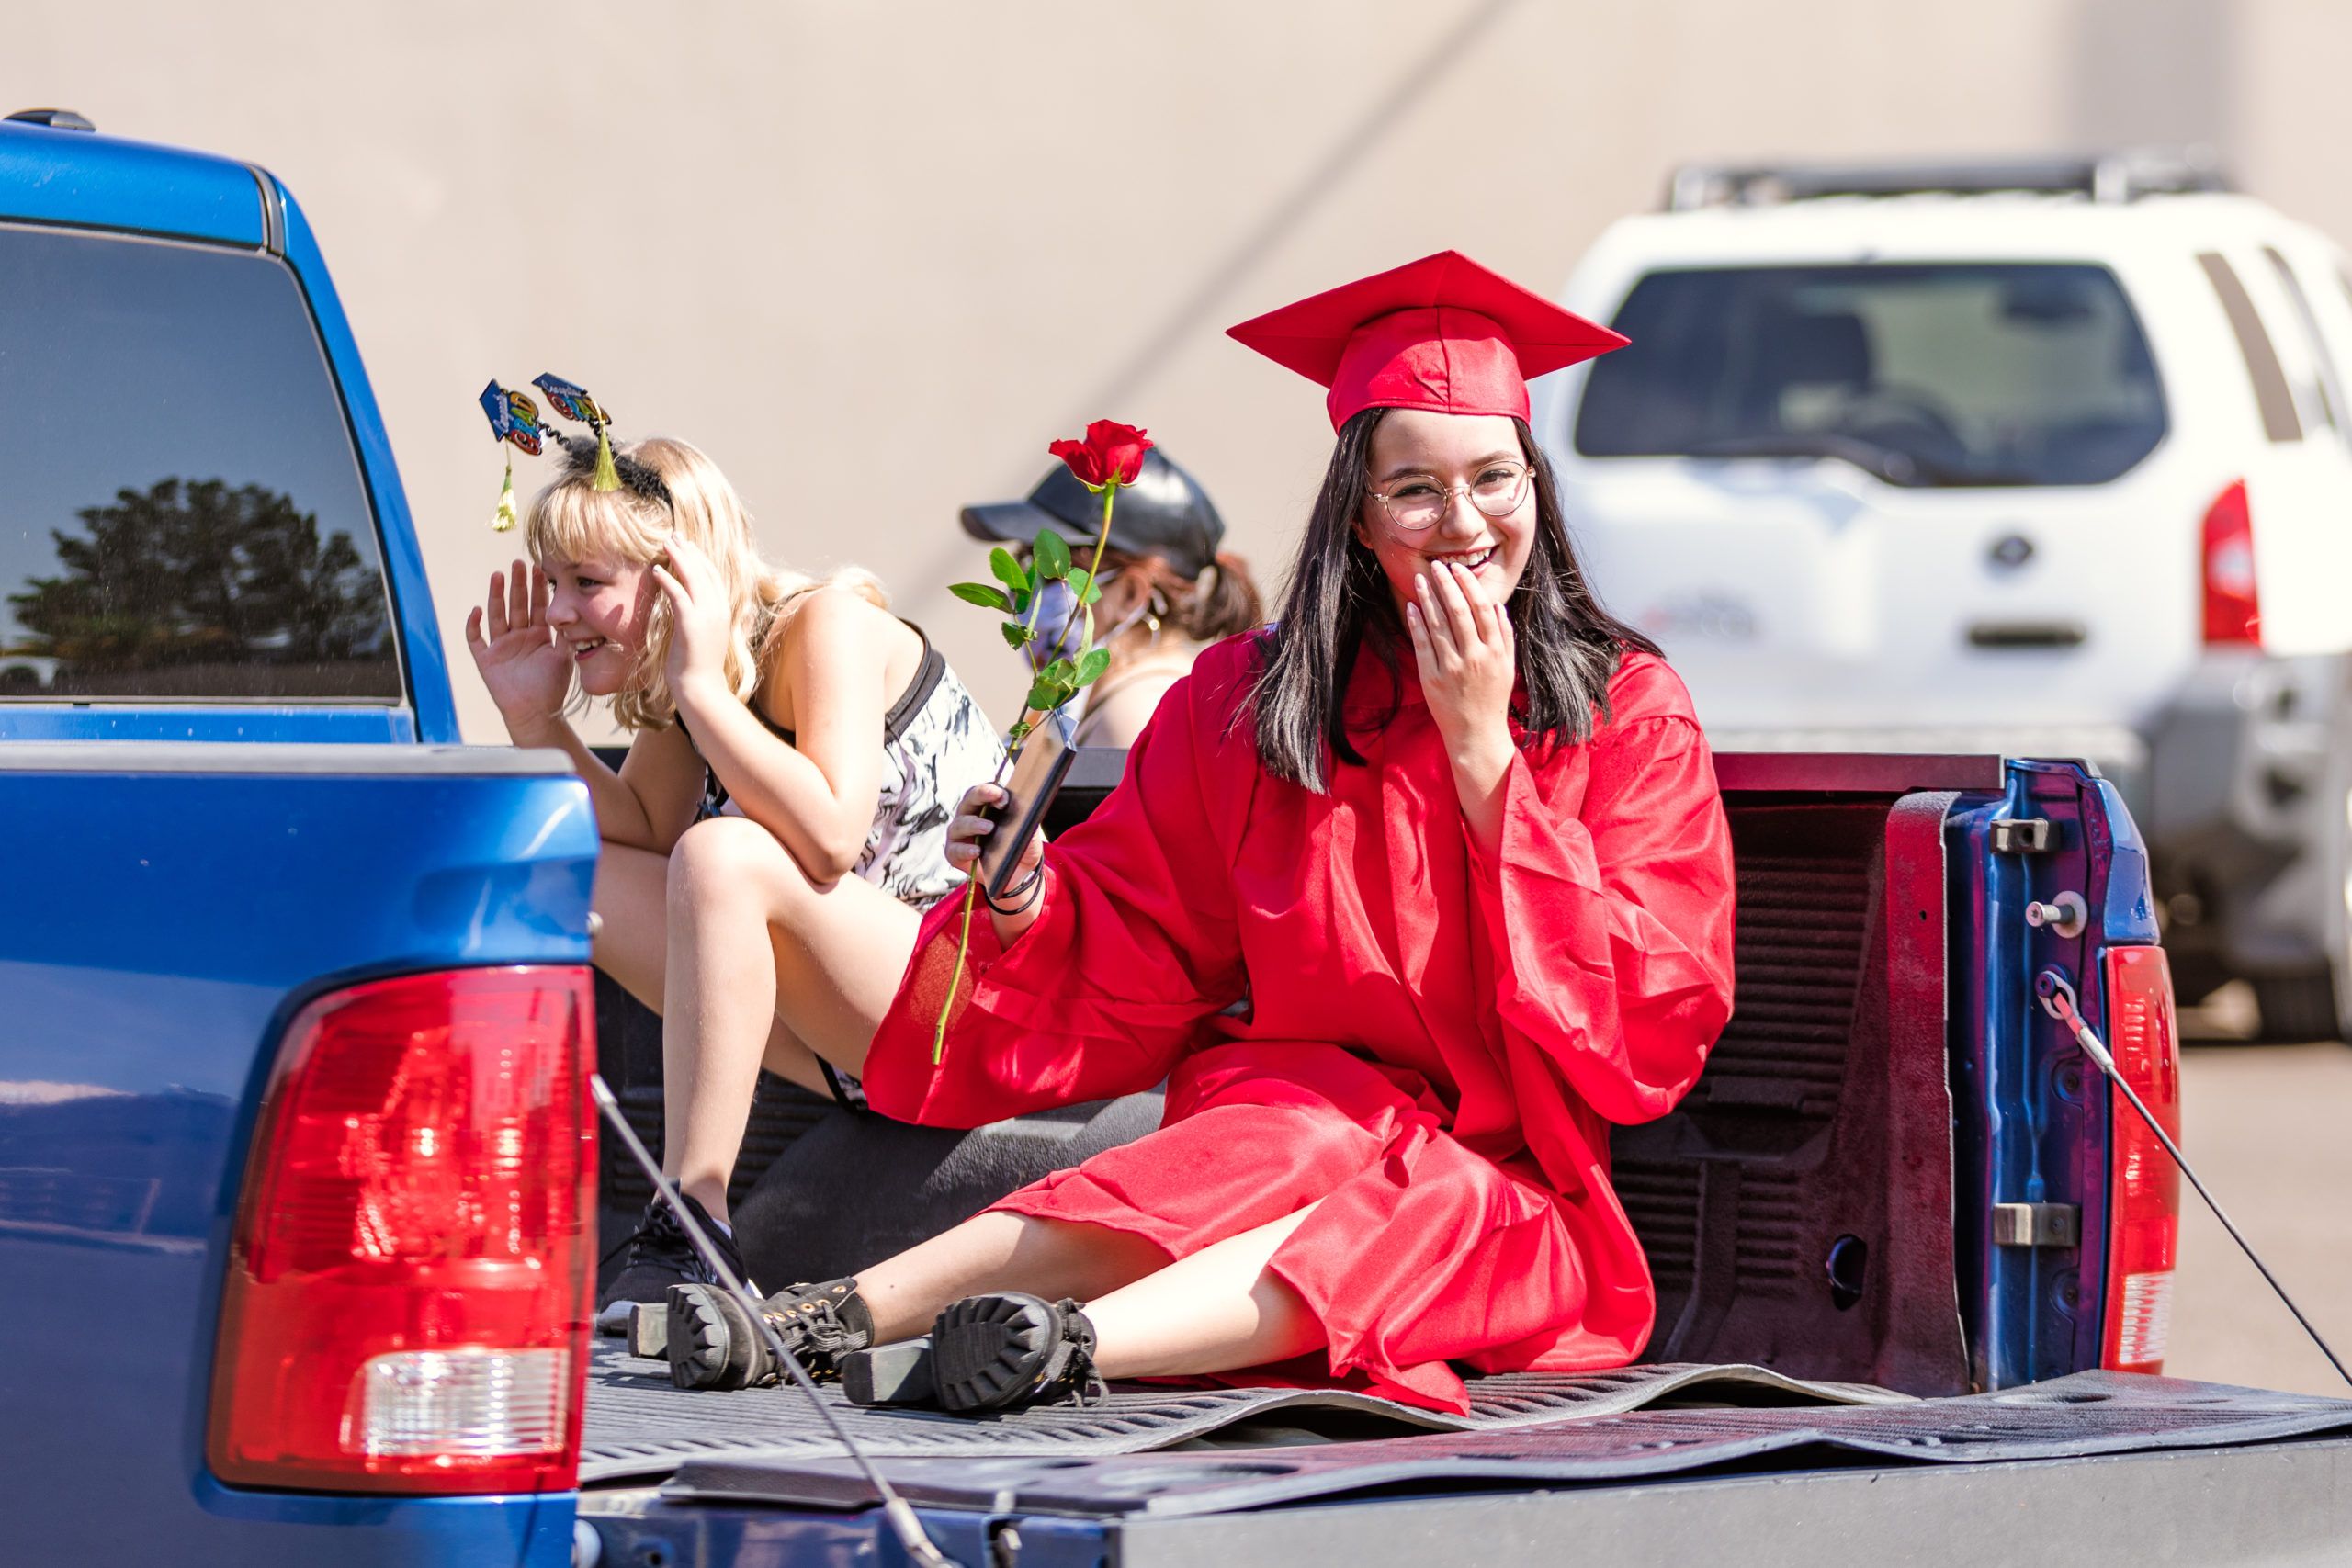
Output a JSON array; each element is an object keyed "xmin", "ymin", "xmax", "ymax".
[
  {"xmin": 1225, "ymin": 250, "xmax": 1630, "ymax": 432},
  {"xmin": 479, "ymin": 374, "xmax": 672, "ymax": 531}
]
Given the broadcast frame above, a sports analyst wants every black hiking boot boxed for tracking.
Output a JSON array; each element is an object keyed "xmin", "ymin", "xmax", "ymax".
[
  {"xmin": 666, "ymin": 1277, "xmax": 874, "ymax": 1392},
  {"xmin": 594, "ymin": 1189, "xmax": 750, "ymax": 1337},
  {"xmin": 845, "ymin": 1292, "xmax": 1106, "ymax": 1414}
]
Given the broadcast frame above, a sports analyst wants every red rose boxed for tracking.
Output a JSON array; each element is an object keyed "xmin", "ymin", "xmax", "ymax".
[{"xmin": 1048, "ymin": 419, "xmax": 1153, "ymax": 489}]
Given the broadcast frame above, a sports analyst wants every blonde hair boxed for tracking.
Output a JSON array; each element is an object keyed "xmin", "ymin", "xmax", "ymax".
[{"xmin": 525, "ymin": 435, "xmax": 887, "ymax": 732}]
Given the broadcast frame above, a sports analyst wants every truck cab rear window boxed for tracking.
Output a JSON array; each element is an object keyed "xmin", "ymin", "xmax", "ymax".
[
  {"xmin": 1574, "ymin": 263, "xmax": 2166, "ymax": 487},
  {"xmin": 0, "ymin": 225, "xmax": 400, "ymax": 702}
]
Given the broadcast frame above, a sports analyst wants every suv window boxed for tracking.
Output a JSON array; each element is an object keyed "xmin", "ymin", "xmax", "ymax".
[
  {"xmin": 1575, "ymin": 264, "xmax": 2167, "ymax": 487},
  {"xmin": 0, "ymin": 225, "xmax": 400, "ymax": 702}
]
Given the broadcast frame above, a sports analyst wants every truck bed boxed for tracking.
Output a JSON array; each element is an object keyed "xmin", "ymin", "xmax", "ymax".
[
  {"xmin": 574, "ymin": 752, "xmax": 2330, "ymax": 1562},
  {"xmin": 579, "ymin": 1361, "xmax": 2352, "ymax": 1565}
]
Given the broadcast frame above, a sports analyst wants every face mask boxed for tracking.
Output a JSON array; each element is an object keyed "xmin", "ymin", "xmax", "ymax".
[{"xmin": 1018, "ymin": 570, "xmax": 1125, "ymax": 673}]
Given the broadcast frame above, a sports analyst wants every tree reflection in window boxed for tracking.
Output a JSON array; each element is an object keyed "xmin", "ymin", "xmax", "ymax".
[{"xmin": 7, "ymin": 478, "xmax": 391, "ymax": 697}]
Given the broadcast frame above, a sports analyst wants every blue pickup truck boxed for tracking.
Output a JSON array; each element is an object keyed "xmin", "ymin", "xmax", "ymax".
[{"xmin": 6, "ymin": 115, "xmax": 2351, "ymax": 1568}]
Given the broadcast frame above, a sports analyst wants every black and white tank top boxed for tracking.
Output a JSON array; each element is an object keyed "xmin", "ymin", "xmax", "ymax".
[{"xmin": 691, "ymin": 624, "xmax": 1003, "ymax": 908}]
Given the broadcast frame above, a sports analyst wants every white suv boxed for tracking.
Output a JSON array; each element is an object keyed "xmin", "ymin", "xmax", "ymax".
[{"xmin": 1535, "ymin": 154, "xmax": 2352, "ymax": 1038}]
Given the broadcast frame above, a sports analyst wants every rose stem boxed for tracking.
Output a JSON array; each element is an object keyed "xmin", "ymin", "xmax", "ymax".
[
  {"xmin": 934, "ymin": 477, "xmax": 1121, "ymax": 1064},
  {"xmin": 1080, "ymin": 479, "xmax": 1117, "ymax": 649}
]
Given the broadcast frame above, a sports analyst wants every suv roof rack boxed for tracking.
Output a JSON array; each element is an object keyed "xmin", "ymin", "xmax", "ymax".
[{"xmin": 1663, "ymin": 149, "xmax": 2233, "ymax": 211}]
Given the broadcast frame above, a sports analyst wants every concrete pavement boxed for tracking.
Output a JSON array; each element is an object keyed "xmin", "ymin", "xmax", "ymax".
[{"xmin": 2162, "ymin": 1020, "xmax": 2352, "ymax": 1398}]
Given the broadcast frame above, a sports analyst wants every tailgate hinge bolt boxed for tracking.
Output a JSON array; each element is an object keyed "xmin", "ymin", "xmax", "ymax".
[
  {"xmin": 1991, "ymin": 817, "xmax": 2053, "ymax": 854},
  {"xmin": 2025, "ymin": 891, "xmax": 2088, "ymax": 939}
]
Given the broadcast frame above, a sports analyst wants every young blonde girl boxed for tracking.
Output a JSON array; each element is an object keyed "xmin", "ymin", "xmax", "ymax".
[{"xmin": 465, "ymin": 435, "xmax": 1002, "ymax": 1326}]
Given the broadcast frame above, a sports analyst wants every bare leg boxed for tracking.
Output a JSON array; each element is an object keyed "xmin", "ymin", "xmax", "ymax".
[
  {"xmin": 1085, "ymin": 1206, "xmax": 1323, "ymax": 1379},
  {"xmin": 662, "ymin": 817, "xmax": 922, "ymax": 1222},
  {"xmin": 850, "ymin": 1206, "xmax": 1327, "ymax": 1382},
  {"xmin": 590, "ymin": 841, "xmax": 833, "ymax": 1098},
  {"xmin": 852, "ymin": 1212, "xmax": 1172, "ymax": 1343},
  {"xmin": 589, "ymin": 843, "xmax": 676, "ymax": 1013}
]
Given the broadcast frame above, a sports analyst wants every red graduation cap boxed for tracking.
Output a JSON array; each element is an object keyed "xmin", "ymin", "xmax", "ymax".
[{"xmin": 1226, "ymin": 250, "xmax": 1628, "ymax": 431}]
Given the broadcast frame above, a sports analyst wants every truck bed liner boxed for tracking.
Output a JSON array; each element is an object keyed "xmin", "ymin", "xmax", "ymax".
[
  {"xmin": 637, "ymin": 1372, "xmax": 2352, "ymax": 1517},
  {"xmin": 580, "ymin": 1342, "xmax": 1902, "ymax": 1483}
]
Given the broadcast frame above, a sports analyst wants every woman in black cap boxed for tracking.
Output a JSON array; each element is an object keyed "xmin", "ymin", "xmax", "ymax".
[{"xmin": 961, "ymin": 447, "xmax": 1261, "ymax": 747}]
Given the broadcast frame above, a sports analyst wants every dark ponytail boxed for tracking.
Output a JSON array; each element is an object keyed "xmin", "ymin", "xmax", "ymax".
[
  {"xmin": 1182, "ymin": 550, "xmax": 1262, "ymax": 643},
  {"xmin": 1247, "ymin": 408, "xmax": 1658, "ymax": 793}
]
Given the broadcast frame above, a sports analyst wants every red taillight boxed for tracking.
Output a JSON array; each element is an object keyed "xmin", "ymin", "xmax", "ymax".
[
  {"xmin": 2100, "ymin": 945, "xmax": 2181, "ymax": 1374},
  {"xmin": 2200, "ymin": 479, "xmax": 2260, "ymax": 646},
  {"xmin": 209, "ymin": 967, "xmax": 595, "ymax": 1494}
]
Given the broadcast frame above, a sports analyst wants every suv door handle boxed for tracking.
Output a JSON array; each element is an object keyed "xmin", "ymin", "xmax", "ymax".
[{"xmin": 1967, "ymin": 619, "xmax": 2086, "ymax": 649}]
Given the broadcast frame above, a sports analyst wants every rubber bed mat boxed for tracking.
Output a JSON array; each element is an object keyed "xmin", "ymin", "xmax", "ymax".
[
  {"xmin": 652, "ymin": 1371, "xmax": 2352, "ymax": 1517},
  {"xmin": 580, "ymin": 1341, "xmax": 1904, "ymax": 1483}
]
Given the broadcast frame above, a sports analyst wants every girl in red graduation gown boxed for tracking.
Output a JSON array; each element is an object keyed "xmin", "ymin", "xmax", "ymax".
[{"xmin": 663, "ymin": 252, "xmax": 1737, "ymax": 1416}]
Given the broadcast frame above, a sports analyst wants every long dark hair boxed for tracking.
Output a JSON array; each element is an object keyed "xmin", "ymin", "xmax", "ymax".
[{"xmin": 1249, "ymin": 408, "xmax": 1658, "ymax": 792}]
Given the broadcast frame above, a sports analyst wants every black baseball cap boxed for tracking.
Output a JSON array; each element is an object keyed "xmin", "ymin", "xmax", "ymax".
[{"xmin": 960, "ymin": 447, "xmax": 1227, "ymax": 580}]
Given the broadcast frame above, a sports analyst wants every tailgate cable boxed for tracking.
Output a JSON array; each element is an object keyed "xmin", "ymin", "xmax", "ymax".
[
  {"xmin": 2036, "ymin": 972, "xmax": 2352, "ymax": 1390},
  {"xmin": 591, "ymin": 1075, "xmax": 961, "ymax": 1568}
]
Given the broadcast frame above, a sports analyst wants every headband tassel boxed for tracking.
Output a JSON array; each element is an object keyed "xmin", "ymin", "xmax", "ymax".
[
  {"xmin": 492, "ymin": 449, "xmax": 519, "ymax": 531},
  {"xmin": 591, "ymin": 423, "xmax": 621, "ymax": 493}
]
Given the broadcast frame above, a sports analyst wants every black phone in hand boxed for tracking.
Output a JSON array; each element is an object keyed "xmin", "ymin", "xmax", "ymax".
[{"xmin": 978, "ymin": 707, "xmax": 1078, "ymax": 902}]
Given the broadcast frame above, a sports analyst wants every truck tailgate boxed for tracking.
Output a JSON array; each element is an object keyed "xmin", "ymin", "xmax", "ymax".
[{"xmin": 584, "ymin": 1372, "xmax": 2352, "ymax": 1567}]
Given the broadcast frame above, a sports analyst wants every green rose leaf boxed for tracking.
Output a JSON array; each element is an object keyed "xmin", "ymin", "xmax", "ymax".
[
  {"xmin": 1067, "ymin": 567, "xmax": 1103, "ymax": 606},
  {"xmin": 1043, "ymin": 657, "xmax": 1077, "ymax": 684},
  {"xmin": 951, "ymin": 582, "xmax": 1012, "ymax": 611},
  {"xmin": 1007, "ymin": 718, "xmax": 1034, "ymax": 748},
  {"xmin": 1011, "ymin": 586, "xmax": 1032, "ymax": 615},
  {"xmin": 1035, "ymin": 528, "xmax": 1072, "ymax": 581},
  {"xmin": 1074, "ymin": 646, "xmax": 1113, "ymax": 687},
  {"xmin": 1025, "ymin": 678, "xmax": 1064, "ymax": 713},
  {"xmin": 989, "ymin": 547, "xmax": 1028, "ymax": 595},
  {"xmin": 1000, "ymin": 620, "xmax": 1034, "ymax": 649}
]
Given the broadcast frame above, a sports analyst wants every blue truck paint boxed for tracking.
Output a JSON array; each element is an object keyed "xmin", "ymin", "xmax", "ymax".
[
  {"xmin": 1946, "ymin": 761, "xmax": 2149, "ymax": 1389},
  {"xmin": 0, "ymin": 706, "xmax": 420, "ymax": 742},
  {"xmin": 0, "ymin": 118, "xmax": 266, "ymax": 247},
  {"xmin": 2090, "ymin": 776, "xmax": 2162, "ymax": 946},
  {"xmin": 0, "ymin": 757, "xmax": 594, "ymax": 1563},
  {"xmin": 272, "ymin": 175, "xmax": 460, "ymax": 742},
  {"xmin": 585, "ymin": 1502, "xmax": 1112, "ymax": 1568},
  {"xmin": 0, "ymin": 118, "xmax": 564, "ymax": 1563}
]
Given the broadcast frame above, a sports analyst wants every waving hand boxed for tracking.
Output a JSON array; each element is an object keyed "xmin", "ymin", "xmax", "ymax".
[{"xmin": 465, "ymin": 558, "xmax": 573, "ymax": 743}]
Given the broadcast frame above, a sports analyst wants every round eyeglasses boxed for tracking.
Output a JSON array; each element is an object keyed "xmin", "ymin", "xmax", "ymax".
[{"xmin": 1368, "ymin": 461, "xmax": 1532, "ymax": 532}]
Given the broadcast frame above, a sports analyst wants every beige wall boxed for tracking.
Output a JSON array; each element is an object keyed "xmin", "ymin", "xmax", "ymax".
[{"xmin": 16, "ymin": 0, "xmax": 2349, "ymax": 738}]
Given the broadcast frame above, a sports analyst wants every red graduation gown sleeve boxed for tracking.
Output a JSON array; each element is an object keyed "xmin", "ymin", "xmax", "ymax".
[
  {"xmin": 860, "ymin": 656, "xmax": 1250, "ymax": 1127},
  {"xmin": 1469, "ymin": 703, "xmax": 1736, "ymax": 1131}
]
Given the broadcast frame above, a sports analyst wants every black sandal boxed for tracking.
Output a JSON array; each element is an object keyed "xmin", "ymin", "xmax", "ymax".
[
  {"xmin": 922, "ymin": 1292, "xmax": 1108, "ymax": 1413},
  {"xmin": 665, "ymin": 1277, "xmax": 873, "ymax": 1392}
]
